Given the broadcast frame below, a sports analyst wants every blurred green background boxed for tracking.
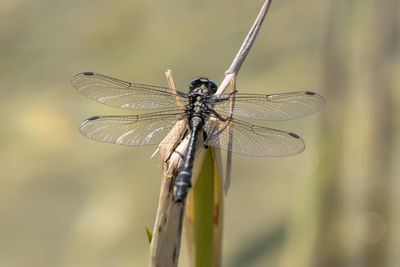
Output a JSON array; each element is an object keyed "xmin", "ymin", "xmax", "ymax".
[{"xmin": 1, "ymin": 0, "xmax": 399, "ymax": 266}]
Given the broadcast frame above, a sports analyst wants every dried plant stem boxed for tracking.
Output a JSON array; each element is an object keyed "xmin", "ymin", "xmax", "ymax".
[
  {"xmin": 216, "ymin": 0, "xmax": 272, "ymax": 194},
  {"xmin": 216, "ymin": 0, "xmax": 272, "ymax": 96},
  {"xmin": 149, "ymin": 1, "xmax": 273, "ymax": 266},
  {"xmin": 148, "ymin": 162, "xmax": 185, "ymax": 267},
  {"xmin": 224, "ymin": 76, "xmax": 237, "ymax": 194},
  {"xmin": 148, "ymin": 71, "xmax": 187, "ymax": 267}
]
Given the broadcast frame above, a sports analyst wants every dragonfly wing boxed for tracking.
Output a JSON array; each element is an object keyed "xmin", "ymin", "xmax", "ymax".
[
  {"xmin": 204, "ymin": 118, "xmax": 305, "ymax": 157},
  {"xmin": 80, "ymin": 110, "xmax": 186, "ymax": 146},
  {"xmin": 213, "ymin": 91, "xmax": 325, "ymax": 120},
  {"xmin": 72, "ymin": 72, "xmax": 187, "ymax": 110}
]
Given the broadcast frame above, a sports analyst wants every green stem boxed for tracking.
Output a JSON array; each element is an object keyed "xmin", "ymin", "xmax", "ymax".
[{"xmin": 193, "ymin": 149, "xmax": 215, "ymax": 267}]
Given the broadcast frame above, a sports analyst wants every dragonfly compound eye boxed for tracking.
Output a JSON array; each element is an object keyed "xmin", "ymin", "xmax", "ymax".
[
  {"xmin": 189, "ymin": 78, "xmax": 218, "ymax": 93},
  {"xmin": 208, "ymin": 80, "xmax": 218, "ymax": 93},
  {"xmin": 189, "ymin": 78, "xmax": 202, "ymax": 90}
]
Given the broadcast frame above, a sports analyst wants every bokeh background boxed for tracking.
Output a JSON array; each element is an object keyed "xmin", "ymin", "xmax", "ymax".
[{"xmin": 1, "ymin": 0, "xmax": 399, "ymax": 266}]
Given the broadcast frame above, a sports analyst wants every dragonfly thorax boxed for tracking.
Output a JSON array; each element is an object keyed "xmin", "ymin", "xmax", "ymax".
[{"xmin": 185, "ymin": 78, "xmax": 218, "ymax": 119}]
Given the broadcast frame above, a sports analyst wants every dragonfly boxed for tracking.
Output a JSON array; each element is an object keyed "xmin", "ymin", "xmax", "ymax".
[{"xmin": 72, "ymin": 72, "xmax": 325, "ymax": 202}]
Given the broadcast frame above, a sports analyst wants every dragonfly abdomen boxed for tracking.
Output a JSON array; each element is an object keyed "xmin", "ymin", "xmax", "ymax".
[{"xmin": 174, "ymin": 116, "xmax": 203, "ymax": 203}]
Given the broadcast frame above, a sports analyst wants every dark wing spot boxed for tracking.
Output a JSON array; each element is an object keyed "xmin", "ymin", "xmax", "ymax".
[
  {"xmin": 266, "ymin": 94, "xmax": 275, "ymax": 100},
  {"xmin": 87, "ymin": 116, "xmax": 100, "ymax": 121},
  {"xmin": 288, "ymin": 132, "xmax": 300, "ymax": 139},
  {"xmin": 305, "ymin": 91, "xmax": 316, "ymax": 95},
  {"xmin": 83, "ymin": 72, "xmax": 94, "ymax": 76}
]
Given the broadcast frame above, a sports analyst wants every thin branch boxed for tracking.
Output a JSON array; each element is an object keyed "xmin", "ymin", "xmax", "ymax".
[
  {"xmin": 218, "ymin": 0, "xmax": 272, "ymax": 195},
  {"xmin": 224, "ymin": 76, "xmax": 236, "ymax": 195},
  {"xmin": 216, "ymin": 0, "xmax": 272, "ymax": 96},
  {"xmin": 166, "ymin": 69, "xmax": 184, "ymax": 110}
]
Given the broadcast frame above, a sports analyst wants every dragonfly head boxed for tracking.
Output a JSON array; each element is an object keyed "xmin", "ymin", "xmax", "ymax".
[{"xmin": 189, "ymin": 78, "xmax": 218, "ymax": 94}]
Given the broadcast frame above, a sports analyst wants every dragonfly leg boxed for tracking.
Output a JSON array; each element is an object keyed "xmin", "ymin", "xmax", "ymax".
[
  {"xmin": 210, "ymin": 90, "xmax": 238, "ymax": 103},
  {"xmin": 209, "ymin": 109, "xmax": 228, "ymax": 121},
  {"xmin": 180, "ymin": 127, "xmax": 189, "ymax": 140},
  {"xmin": 165, "ymin": 128, "xmax": 188, "ymax": 162}
]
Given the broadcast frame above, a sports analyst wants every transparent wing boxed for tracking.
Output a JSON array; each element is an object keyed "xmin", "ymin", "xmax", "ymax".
[
  {"xmin": 79, "ymin": 110, "xmax": 186, "ymax": 146},
  {"xmin": 212, "ymin": 91, "xmax": 325, "ymax": 120},
  {"xmin": 72, "ymin": 72, "xmax": 187, "ymax": 110},
  {"xmin": 204, "ymin": 118, "xmax": 305, "ymax": 156}
]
